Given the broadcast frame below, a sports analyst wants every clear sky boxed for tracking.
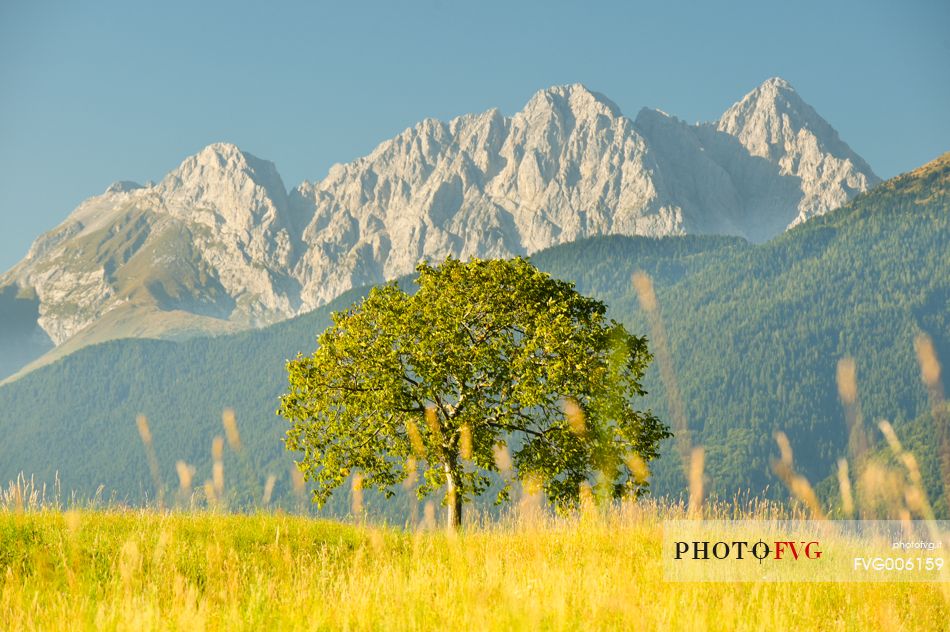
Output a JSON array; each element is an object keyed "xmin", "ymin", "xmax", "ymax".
[{"xmin": 1, "ymin": 0, "xmax": 948, "ymax": 271}]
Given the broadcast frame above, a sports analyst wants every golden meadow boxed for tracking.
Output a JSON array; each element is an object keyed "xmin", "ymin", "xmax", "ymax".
[
  {"xmin": 0, "ymin": 503, "xmax": 947, "ymax": 631},
  {"xmin": 1, "ymin": 273, "xmax": 948, "ymax": 631}
]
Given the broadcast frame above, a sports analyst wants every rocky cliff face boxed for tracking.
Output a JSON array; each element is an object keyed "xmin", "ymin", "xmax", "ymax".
[
  {"xmin": 2, "ymin": 144, "xmax": 303, "ymax": 346},
  {"xmin": 0, "ymin": 78, "xmax": 878, "ymax": 359},
  {"xmin": 290, "ymin": 86, "xmax": 671, "ymax": 307},
  {"xmin": 717, "ymin": 77, "xmax": 879, "ymax": 226},
  {"xmin": 288, "ymin": 79, "xmax": 878, "ymax": 306}
]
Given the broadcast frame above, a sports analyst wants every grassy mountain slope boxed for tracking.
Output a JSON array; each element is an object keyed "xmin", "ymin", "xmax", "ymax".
[{"xmin": 0, "ymin": 211, "xmax": 253, "ymax": 384}]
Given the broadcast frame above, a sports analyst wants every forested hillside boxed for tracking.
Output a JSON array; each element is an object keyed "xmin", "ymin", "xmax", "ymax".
[
  {"xmin": 538, "ymin": 154, "xmax": 949, "ymax": 513},
  {"xmin": 0, "ymin": 154, "xmax": 946, "ymax": 517}
]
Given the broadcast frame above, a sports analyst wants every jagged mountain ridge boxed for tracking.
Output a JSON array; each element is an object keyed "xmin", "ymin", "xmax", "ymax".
[{"xmin": 0, "ymin": 78, "xmax": 878, "ymax": 374}]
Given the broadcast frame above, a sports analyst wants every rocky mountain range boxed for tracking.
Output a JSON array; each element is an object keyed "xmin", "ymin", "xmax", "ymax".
[{"xmin": 0, "ymin": 77, "xmax": 879, "ymax": 379}]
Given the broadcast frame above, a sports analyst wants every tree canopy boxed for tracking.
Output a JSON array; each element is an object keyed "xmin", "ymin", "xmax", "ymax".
[{"xmin": 278, "ymin": 257, "xmax": 671, "ymax": 526}]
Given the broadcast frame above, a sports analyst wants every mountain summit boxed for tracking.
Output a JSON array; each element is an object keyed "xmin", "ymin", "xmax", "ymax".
[
  {"xmin": 718, "ymin": 78, "xmax": 879, "ymax": 224},
  {"xmin": 0, "ymin": 78, "xmax": 879, "ymax": 379}
]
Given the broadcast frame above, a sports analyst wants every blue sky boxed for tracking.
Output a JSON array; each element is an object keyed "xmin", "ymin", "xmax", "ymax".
[{"xmin": 1, "ymin": 0, "xmax": 948, "ymax": 271}]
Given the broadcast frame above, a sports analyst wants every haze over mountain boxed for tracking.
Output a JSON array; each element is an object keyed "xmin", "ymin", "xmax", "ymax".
[{"xmin": 0, "ymin": 78, "xmax": 878, "ymax": 380}]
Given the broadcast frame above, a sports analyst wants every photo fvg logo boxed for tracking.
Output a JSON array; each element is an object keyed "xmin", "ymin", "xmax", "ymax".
[
  {"xmin": 664, "ymin": 520, "xmax": 949, "ymax": 582},
  {"xmin": 673, "ymin": 540, "xmax": 822, "ymax": 561}
]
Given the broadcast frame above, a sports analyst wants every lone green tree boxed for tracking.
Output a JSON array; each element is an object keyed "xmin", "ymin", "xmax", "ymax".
[{"xmin": 278, "ymin": 257, "xmax": 671, "ymax": 527}]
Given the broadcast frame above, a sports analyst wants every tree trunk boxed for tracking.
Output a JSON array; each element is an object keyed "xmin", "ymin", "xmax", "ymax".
[{"xmin": 444, "ymin": 463, "xmax": 462, "ymax": 529}]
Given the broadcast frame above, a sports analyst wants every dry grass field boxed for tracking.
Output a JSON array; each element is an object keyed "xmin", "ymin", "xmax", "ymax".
[{"xmin": 1, "ymin": 500, "xmax": 947, "ymax": 631}]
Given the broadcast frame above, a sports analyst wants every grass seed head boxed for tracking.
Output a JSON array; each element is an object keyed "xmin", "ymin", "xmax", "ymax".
[
  {"xmin": 914, "ymin": 333, "xmax": 942, "ymax": 388},
  {"xmin": 631, "ymin": 271, "xmax": 657, "ymax": 312},
  {"xmin": 836, "ymin": 459, "xmax": 854, "ymax": 517},
  {"xmin": 492, "ymin": 443, "xmax": 512, "ymax": 473},
  {"xmin": 878, "ymin": 420, "xmax": 903, "ymax": 455},
  {"xmin": 774, "ymin": 432, "xmax": 793, "ymax": 467},
  {"xmin": 262, "ymin": 475, "xmax": 277, "ymax": 505},
  {"xmin": 222, "ymin": 409, "xmax": 241, "ymax": 451},
  {"xmin": 625, "ymin": 453, "xmax": 651, "ymax": 486},
  {"xmin": 136, "ymin": 415, "xmax": 152, "ymax": 446},
  {"xmin": 291, "ymin": 467, "xmax": 305, "ymax": 495},
  {"xmin": 203, "ymin": 480, "xmax": 216, "ymax": 505},
  {"xmin": 564, "ymin": 398, "xmax": 586, "ymax": 436},
  {"xmin": 405, "ymin": 419, "xmax": 426, "ymax": 458},
  {"xmin": 212, "ymin": 463, "xmax": 224, "ymax": 494},
  {"xmin": 403, "ymin": 458, "xmax": 418, "ymax": 490},
  {"xmin": 351, "ymin": 472, "xmax": 364, "ymax": 516},
  {"xmin": 424, "ymin": 406, "xmax": 442, "ymax": 444},
  {"xmin": 688, "ymin": 446, "xmax": 705, "ymax": 518},
  {"xmin": 836, "ymin": 357, "xmax": 858, "ymax": 405},
  {"xmin": 460, "ymin": 424, "xmax": 473, "ymax": 459},
  {"xmin": 422, "ymin": 501, "xmax": 436, "ymax": 530},
  {"xmin": 175, "ymin": 461, "xmax": 194, "ymax": 492},
  {"xmin": 211, "ymin": 436, "xmax": 224, "ymax": 462}
]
